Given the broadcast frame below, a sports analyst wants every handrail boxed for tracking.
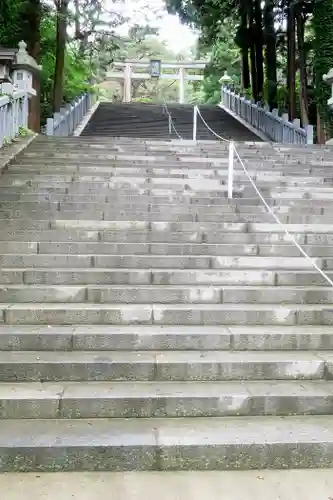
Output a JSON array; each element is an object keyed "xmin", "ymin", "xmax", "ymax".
[
  {"xmin": 162, "ymin": 103, "xmax": 184, "ymax": 140},
  {"xmin": 221, "ymin": 86, "xmax": 314, "ymax": 144},
  {"xmin": 46, "ymin": 92, "xmax": 95, "ymax": 137},
  {"xmin": 196, "ymin": 109, "xmax": 333, "ymax": 288},
  {"xmin": 0, "ymin": 90, "xmax": 29, "ymax": 149}
]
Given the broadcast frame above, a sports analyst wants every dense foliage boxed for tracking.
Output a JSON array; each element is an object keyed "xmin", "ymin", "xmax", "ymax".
[
  {"xmin": 166, "ymin": 0, "xmax": 333, "ymax": 141},
  {"xmin": 0, "ymin": 0, "xmax": 195, "ymax": 127},
  {"xmin": 0, "ymin": 0, "xmax": 124, "ymax": 127}
]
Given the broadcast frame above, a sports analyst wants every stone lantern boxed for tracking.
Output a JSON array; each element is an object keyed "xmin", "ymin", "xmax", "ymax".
[
  {"xmin": 12, "ymin": 41, "xmax": 39, "ymax": 96},
  {"xmin": 219, "ymin": 71, "xmax": 232, "ymax": 86},
  {"xmin": 12, "ymin": 41, "xmax": 41, "ymax": 132}
]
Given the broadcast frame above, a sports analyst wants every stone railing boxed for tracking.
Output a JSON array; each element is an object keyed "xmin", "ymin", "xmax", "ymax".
[
  {"xmin": 221, "ymin": 86, "xmax": 314, "ymax": 145},
  {"xmin": 46, "ymin": 93, "xmax": 95, "ymax": 136},
  {"xmin": 0, "ymin": 90, "xmax": 29, "ymax": 148}
]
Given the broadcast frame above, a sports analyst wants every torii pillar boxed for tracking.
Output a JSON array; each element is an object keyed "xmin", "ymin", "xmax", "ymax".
[
  {"xmin": 123, "ymin": 63, "xmax": 132, "ymax": 103},
  {"xmin": 179, "ymin": 66, "xmax": 185, "ymax": 104}
]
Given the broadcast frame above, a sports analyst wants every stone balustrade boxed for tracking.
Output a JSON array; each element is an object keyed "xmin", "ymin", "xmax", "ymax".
[
  {"xmin": 221, "ymin": 86, "xmax": 314, "ymax": 144},
  {"xmin": 46, "ymin": 93, "xmax": 95, "ymax": 136},
  {"xmin": 0, "ymin": 90, "xmax": 29, "ymax": 147}
]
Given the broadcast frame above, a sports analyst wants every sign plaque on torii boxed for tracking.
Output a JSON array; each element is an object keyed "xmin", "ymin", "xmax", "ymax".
[
  {"xmin": 106, "ymin": 59, "xmax": 207, "ymax": 104},
  {"xmin": 150, "ymin": 59, "xmax": 161, "ymax": 78}
]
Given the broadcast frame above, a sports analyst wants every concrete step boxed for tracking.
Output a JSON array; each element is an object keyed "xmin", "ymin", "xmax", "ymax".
[
  {"xmin": 19, "ymin": 150, "xmax": 317, "ymax": 161},
  {"xmin": 9, "ymin": 164, "xmax": 324, "ymax": 179},
  {"xmin": 0, "ymin": 349, "xmax": 327, "ymax": 381},
  {"xmin": 4, "ymin": 211, "xmax": 333, "ymax": 224},
  {"xmin": 16, "ymin": 162, "xmax": 333, "ymax": 178},
  {"xmin": 0, "ymin": 230, "xmax": 311, "ymax": 244},
  {"xmin": 9, "ymin": 156, "xmax": 326, "ymax": 167},
  {"xmin": 0, "ymin": 325, "xmax": 332, "ymax": 351},
  {"xmin": 22, "ymin": 149, "xmax": 333, "ymax": 160},
  {"xmin": 3, "ymin": 202, "xmax": 333, "ymax": 221},
  {"xmin": 3, "ymin": 172, "xmax": 328, "ymax": 189},
  {"xmin": 1, "ymin": 201, "xmax": 332, "ymax": 218},
  {"xmin": 15, "ymin": 143, "xmax": 333, "ymax": 153},
  {"xmin": 8, "ymin": 220, "xmax": 333, "ymax": 235},
  {"xmin": 0, "ymin": 200, "xmax": 321, "ymax": 217},
  {"xmin": 5, "ymin": 268, "xmax": 332, "ymax": 286},
  {"xmin": 3, "ymin": 197, "xmax": 333, "ymax": 212},
  {"xmin": 0, "ymin": 213, "xmax": 299, "ymax": 224},
  {"xmin": 0, "ymin": 415, "xmax": 333, "ymax": 471},
  {"xmin": 1, "ymin": 284, "xmax": 333, "ymax": 304},
  {"xmin": 0, "ymin": 254, "xmax": 324, "ymax": 270},
  {"xmin": 7, "ymin": 194, "xmax": 333, "ymax": 208},
  {"xmin": 0, "ymin": 380, "xmax": 333, "ymax": 419},
  {"xmin": 1, "ymin": 302, "xmax": 333, "ymax": 325},
  {"xmin": 7, "ymin": 175, "xmax": 331, "ymax": 194},
  {"xmin": 33, "ymin": 242, "xmax": 333, "ymax": 257}
]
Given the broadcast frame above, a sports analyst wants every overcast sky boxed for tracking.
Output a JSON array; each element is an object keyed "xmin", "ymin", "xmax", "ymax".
[{"xmin": 113, "ymin": 0, "xmax": 197, "ymax": 53}]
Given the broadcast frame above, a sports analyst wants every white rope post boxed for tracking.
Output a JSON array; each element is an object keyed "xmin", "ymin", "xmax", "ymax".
[
  {"xmin": 228, "ymin": 141, "xmax": 234, "ymax": 199},
  {"xmin": 193, "ymin": 105, "xmax": 197, "ymax": 141},
  {"xmin": 168, "ymin": 114, "xmax": 172, "ymax": 135}
]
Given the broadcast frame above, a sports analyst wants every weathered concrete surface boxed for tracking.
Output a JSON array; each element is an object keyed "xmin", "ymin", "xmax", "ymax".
[
  {"xmin": 1, "ymin": 416, "xmax": 333, "ymax": 471},
  {"xmin": 4, "ymin": 135, "xmax": 333, "ymax": 471},
  {"xmin": 1, "ymin": 470, "xmax": 333, "ymax": 499},
  {"xmin": 0, "ymin": 133, "xmax": 37, "ymax": 174}
]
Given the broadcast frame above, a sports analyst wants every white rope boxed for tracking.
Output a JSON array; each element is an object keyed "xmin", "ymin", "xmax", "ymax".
[
  {"xmin": 196, "ymin": 106, "xmax": 230, "ymax": 142},
  {"xmin": 170, "ymin": 119, "xmax": 183, "ymax": 140},
  {"xmin": 163, "ymin": 103, "xmax": 184, "ymax": 140},
  {"xmin": 197, "ymin": 109, "xmax": 333, "ymax": 288},
  {"xmin": 233, "ymin": 145, "xmax": 333, "ymax": 287}
]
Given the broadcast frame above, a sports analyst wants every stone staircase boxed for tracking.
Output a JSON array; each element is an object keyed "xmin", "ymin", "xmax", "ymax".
[
  {"xmin": 81, "ymin": 102, "xmax": 259, "ymax": 141},
  {"xmin": 1, "ymin": 134, "xmax": 333, "ymax": 471}
]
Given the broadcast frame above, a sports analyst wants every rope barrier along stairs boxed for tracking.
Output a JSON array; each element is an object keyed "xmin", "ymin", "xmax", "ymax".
[
  {"xmin": 163, "ymin": 103, "xmax": 184, "ymax": 140},
  {"xmin": 194, "ymin": 105, "xmax": 333, "ymax": 288}
]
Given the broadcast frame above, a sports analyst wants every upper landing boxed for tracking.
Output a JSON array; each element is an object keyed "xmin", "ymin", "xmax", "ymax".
[{"xmin": 81, "ymin": 102, "xmax": 261, "ymax": 142}]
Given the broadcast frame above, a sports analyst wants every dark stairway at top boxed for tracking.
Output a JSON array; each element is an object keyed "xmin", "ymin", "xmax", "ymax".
[{"xmin": 81, "ymin": 102, "xmax": 261, "ymax": 141}]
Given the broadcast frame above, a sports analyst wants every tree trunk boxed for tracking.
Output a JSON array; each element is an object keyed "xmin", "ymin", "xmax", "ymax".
[
  {"xmin": 287, "ymin": 0, "xmax": 297, "ymax": 120},
  {"xmin": 20, "ymin": 0, "xmax": 42, "ymax": 132},
  {"xmin": 240, "ymin": 7, "xmax": 250, "ymax": 90},
  {"xmin": 249, "ymin": 4, "xmax": 258, "ymax": 100},
  {"xmin": 53, "ymin": 0, "xmax": 69, "ymax": 113},
  {"xmin": 313, "ymin": 0, "xmax": 333, "ymax": 143},
  {"xmin": 249, "ymin": 40, "xmax": 258, "ymax": 100},
  {"xmin": 317, "ymin": 109, "xmax": 326, "ymax": 143},
  {"xmin": 296, "ymin": 11, "xmax": 308, "ymax": 126},
  {"xmin": 263, "ymin": 0, "xmax": 277, "ymax": 109},
  {"xmin": 253, "ymin": 0, "xmax": 264, "ymax": 99},
  {"xmin": 241, "ymin": 45, "xmax": 251, "ymax": 90},
  {"xmin": 74, "ymin": 0, "xmax": 80, "ymax": 38}
]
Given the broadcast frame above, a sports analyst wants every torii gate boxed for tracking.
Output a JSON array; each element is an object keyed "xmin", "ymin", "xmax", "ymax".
[{"xmin": 106, "ymin": 59, "xmax": 207, "ymax": 104}]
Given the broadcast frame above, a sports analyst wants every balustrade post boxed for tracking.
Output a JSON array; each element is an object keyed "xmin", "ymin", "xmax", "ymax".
[
  {"xmin": 46, "ymin": 117, "xmax": 54, "ymax": 136},
  {"xmin": 305, "ymin": 124, "xmax": 314, "ymax": 145},
  {"xmin": 282, "ymin": 113, "xmax": 289, "ymax": 142}
]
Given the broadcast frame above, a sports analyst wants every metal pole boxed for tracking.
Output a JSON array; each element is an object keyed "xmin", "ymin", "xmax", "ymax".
[
  {"xmin": 228, "ymin": 141, "xmax": 234, "ymax": 199},
  {"xmin": 193, "ymin": 106, "xmax": 197, "ymax": 141}
]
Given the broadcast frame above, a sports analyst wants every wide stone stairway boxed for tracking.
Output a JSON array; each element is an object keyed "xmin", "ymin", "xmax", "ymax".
[
  {"xmin": 81, "ymin": 102, "xmax": 259, "ymax": 141},
  {"xmin": 2, "ymin": 131, "xmax": 333, "ymax": 472}
]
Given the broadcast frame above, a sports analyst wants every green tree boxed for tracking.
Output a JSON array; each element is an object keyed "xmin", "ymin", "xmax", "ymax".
[
  {"xmin": 165, "ymin": 0, "xmax": 333, "ymax": 142},
  {"xmin": 192, "ymin": 22, "xmax": 241, "ymax": 104}
]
